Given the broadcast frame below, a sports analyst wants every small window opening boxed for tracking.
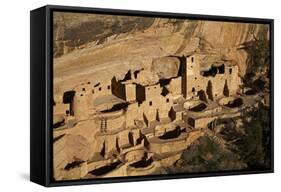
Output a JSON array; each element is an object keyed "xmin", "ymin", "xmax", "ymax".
[
  {"xmin": 166, "ymin": 98, "xmax": 169, "ymax": 103},
  {"xmin": 229, "ymin": 68, "xmax": 232, "ymax": 74},
  {"xmin": 107, "ymin": 85, "xmax": 111, "ymax": 90},
  {"xmin": 80, "ymin": 94, "xmax": 83, "ymax": 96},
  {"xmin": 94, "ymin": 83, "xmax": 100, "ymax": 87},
  {"xmin": 149, "ymin": 101, "xmax": 152, "ymax": 106},
  {"xmin": 92, "ymin": 90, "xmax": 94, "ymax": 94},
  {"xmin": 82, "ymin": 88, "xmax": 85, "ymax": 91},
  {"xmin": 99, "ymin": 87, "xmax": 102, "ymax": 91},
  {"xmin": 191, "ymin": 57, "xmax": 194, "ymax": 62},
  {"xmin": 65, "ymin": 110, "xmax": 70, "ymax": 115},
  {"xmin": 192, "ymin": 87, "xmax": 195, "ymax": 92}
]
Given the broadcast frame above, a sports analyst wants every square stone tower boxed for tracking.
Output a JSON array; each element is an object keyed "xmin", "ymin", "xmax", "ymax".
[{"xmin": 182, "ymin": 54, "xmax": 200, "ymax": 99}]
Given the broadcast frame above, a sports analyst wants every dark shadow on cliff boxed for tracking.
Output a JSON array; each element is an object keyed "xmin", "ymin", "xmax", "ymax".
[{"xmin": 239, "ymin": 33, "xmax": 270, "ymax": 89}]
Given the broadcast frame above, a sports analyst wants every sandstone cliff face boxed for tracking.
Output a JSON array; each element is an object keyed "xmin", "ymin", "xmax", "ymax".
[
  {"xmin": 53, "ymin": 12, "xmax": 155, "ymax": 57},
  {"xmin": 53, "ymin": 12, "xmax": 269, "ymax": 96},
  {"xmin": 54, "ymin": 14, "xmax": 268, "ymax": 57}
]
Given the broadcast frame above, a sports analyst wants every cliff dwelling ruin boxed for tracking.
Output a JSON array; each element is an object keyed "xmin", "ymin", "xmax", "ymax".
[{"xmin": 52, "ymin": 12, "xmax": 271, "ymax": 181}]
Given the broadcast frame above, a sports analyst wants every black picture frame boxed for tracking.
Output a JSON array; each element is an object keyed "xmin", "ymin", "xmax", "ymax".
[{"xmin": 30, "ymin": 4, "xmax": 274, "ymax": 187}]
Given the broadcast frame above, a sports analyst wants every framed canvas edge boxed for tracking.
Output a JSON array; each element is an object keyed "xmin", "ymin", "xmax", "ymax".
[{"xmin": 40, "ymin": 4, "xmax": 274, "ymax": 187}]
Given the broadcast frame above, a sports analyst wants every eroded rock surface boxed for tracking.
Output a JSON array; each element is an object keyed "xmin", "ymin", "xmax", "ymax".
[
  {"xmin": 53, "ymin": 134, "xmax": 91, "ymax": 180},
  {"xmin": 151, "ymin": 56, "xmax": 181, "ymax": 79}
]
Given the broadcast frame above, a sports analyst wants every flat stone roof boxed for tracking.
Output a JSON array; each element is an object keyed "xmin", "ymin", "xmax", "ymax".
[{"xmin": 93, "ymin": 94, "xmax": 126, "ymax": 112}]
